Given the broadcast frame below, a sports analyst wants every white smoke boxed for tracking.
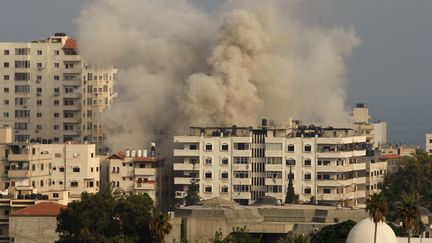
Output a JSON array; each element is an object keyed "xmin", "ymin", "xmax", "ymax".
[{"xmin": 76, "ymin": 0, "xmax": 359, "ymax": 152}]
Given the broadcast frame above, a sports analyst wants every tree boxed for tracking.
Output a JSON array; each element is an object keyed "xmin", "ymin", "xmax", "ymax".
[
  {"xmin": 185, "ymin": 178, "xmax": 200, "ymax": 206},
  {"xmin": 310, "ymin": 220, "xmax": 356, "ymax": 243},
  {"xmin": 150, "ymin": 208, "xmax": 173, "ymax": 243},
  {"xmin": 57, "ymin": 190, "xmax": 172, "ymax": 243},
  {"xmin": 209, "ymin": 226, "xmax": 260, "ymax": 243},
  {"xmin": 366, "ymin": 192, "xmax": 389, "ymax": 243},
  {"xmin": 278, "ymin": 233, "xmax": 311, "ymax": 243},
  {"xmin": 285, "ymin": 166, "xmax": 296, "ymax": 204},
  {"xmin": 397, "ymin": 194, "xmax": 420, "ymax": 243}
]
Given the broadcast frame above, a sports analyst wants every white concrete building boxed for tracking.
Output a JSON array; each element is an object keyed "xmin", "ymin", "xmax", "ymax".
[
  {"xmin": 173, "ymin": 122, "xmax": 376, "ymax": 206},
  {"xmin": 0, "ymin": 127, "xmax": 100, "ymax": 202},
  {"xmin": 426, "ymin": 133, "xmax": 432, "ymax": 155},
  {"xmin": 0, "ymin": 33, "xmax": 117, "ymax": 154}
]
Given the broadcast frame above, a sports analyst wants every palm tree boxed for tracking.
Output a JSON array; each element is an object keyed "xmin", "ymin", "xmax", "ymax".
[
  {"xmin": 149, "ymin": 209, "xmax": 172, "ymax": 243},
  {"xmin": 397, "ymin": 194, "xmax": 420, "ymax": 243},
  {"xmin": 366, "ymin": 192, "xmax": 389, "ymax": 243}
]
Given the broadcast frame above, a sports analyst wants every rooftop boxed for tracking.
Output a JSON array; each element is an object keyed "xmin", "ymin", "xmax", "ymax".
[{"xmin": 11, "ymin": 202, "xmax": 66, "ymax": 217}]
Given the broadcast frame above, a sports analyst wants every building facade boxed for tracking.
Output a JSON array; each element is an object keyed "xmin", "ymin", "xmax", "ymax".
[
  {"xmin": 173, "ymin": 122, "xmax": 378, "ymax": 206},
  {"xmin": 426, "ymin": 133, "xmax": 432, "ymax": 155},
  {"xmin": 0, "ymin": 127, "xmax": 100, "ymax": 202},
  {"xmin": 0, "ymin": 33, "xmax": 117, "ymax": 154},
  {"xmin": 107, "ymin": 145, "xmax": 171, "ymax": 207}
]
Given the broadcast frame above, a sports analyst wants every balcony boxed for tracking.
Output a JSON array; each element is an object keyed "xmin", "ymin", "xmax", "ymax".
[
  {"xmin": 232, "ymin": 178, "xmax": 251, "ymax": 184},
  {"xmin": 265, "ymin": 178, "xmax": 283, "ymax": 185},
  {"xmin": 62, "ymin": 80, "xmax": 81, "ymax": 86},
  {"xmin": 63, "ymin": 93, "xmax": 82, "ymax": 99},
  {"xmin": 63, "ymin": 130, "xmax": 80, "ymax": 136},
  {"xmin": 63, "ymin": 104, "xmax": 81, "ymax": 111},
  {"xmin": 232, "ymin": 192, "xmax": 251, "ymax": 200},
  {"xmin": 8, "ymin": 153, "xmax": 31, "ymax": 162},
  {"xmin": 265, "ymin": 164, "xmax": 283, "ymax": 171},
  {"xmin": 134, "ymin": 168, "xmax": 155, "ymax": 176},
  {"xmin": 8, "ymin": 169, "xmax": 30, "ymax": 178},
  {"xmin": 317, "ymin": 150, "xmax": 366, "ymax": 158},
  {"xmin": 173, "ymin": 149, "xmax": 200, "ymax": 157},
  {"xmin": 174, "ymin": 177, "xmax": 193, "ymax": 185},
  {"xmin": 316, "ymin": 163, "xmax": 366, "ymax": 172},
  {"xmin": 173, "ymin": 163, "xmax": 199, "ymax": 171},
  {"xmin": 63, "ymin": 68, "xmax": 82, "ymax": 74},
  {"xmin": 232, "ymin": 150, "xmax": 251, "ymax": 157},
  {"xmin": 134, "ymin": 182, "xmax": 156, "ymax": 190},
  {"xmin": 265, "ymin": 150, "xmax": 283, "ymax": 157},
  {"xmin": 63, "ymin": 117, "xmax": 81, "ymax": 124},
  {"xmin": 174, "ymin": 136, "xmax": 201, "ymax": 143},
  {"xmin": 232, "ymin": 164, "xmax": 249, "ymax": 171}
]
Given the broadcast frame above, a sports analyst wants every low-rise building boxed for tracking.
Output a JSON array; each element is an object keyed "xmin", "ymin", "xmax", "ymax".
[
  {"xmin": 426, "ymin": 133, "xmax": 432, "ymax": 155},
  {"xmin": 107, "ymin": 145, "xmax": 170, "ymax": 207},
  {"xmin": 9, "ymin": 202, "xmax": 65, "ymax": 243},
  {"xmin": 0, "ymin": 127, "xmax": 100, "ymax": 202}
]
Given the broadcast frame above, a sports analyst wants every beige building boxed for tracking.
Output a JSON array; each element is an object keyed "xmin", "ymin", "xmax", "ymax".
[
  {"xmin": 173, "ymin": 121, "xmax": 381, "ymax": 207},
  {"xmin": 351, "ymin": 103, "xmax": 387, "ymax": 148},
  {"xmin": 426, "ymin": 133, "xmax": 432, "ymax": 155},
  {"xmin": 107, "ymin": 146, "xmax": 170, "ymax": 207},
  {"xmin": 9, "ymin": 202, "xmax": 65, "ymax": 243},
  {"xmin": 0, "ymin": 127, "xmax": 100, "ymax": 202},
  {"xmin": 0, "ymin": 33, "xmax": 117, "ymax": 154}
]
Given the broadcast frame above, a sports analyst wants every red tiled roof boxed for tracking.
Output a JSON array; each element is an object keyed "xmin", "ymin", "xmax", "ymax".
[
  {"xmin": 63, "ymin": 38, "xmax": 77, "ymax": 49},
  {"xmin": 11, "ymin": 202, "xmax": 66, "ymax": 217},
  {"xmin": 380, "ymin": 154, "xmax": 402, "ymax": 160},
  {"xmin": 107, "ymin": 151, "xmax": 126, "ymax": 160}
]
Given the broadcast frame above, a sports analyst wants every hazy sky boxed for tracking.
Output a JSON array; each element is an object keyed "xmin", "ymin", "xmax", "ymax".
[{"xmin": 0, "ymin": 0, "xmax": 430, "ymax": 146}]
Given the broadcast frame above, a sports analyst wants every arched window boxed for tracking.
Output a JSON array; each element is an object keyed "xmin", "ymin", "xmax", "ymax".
[
  {"xmin": 205, "ymin": 171, "xmax": 212, "ymax": 179},
  {"xmin": 304, "ymin": 173, "xmax": 312, "ymax": 180},
  {"xmin": 304, "ymin": 144, "xmax": 312, "ymax": 152},
  {"xmin": 221, "ymin": 172, "xmax": 229, "ymax": 179},
  {"xmin": 70, "ymin": 180, "xmax": 78, "ymax": 187},
  {"xmin": 221, "ymin": 157, "xmax": 229, "ymax": 165},
  {"xmin": 221, "ymin": 186, "xmax": 229, "ymax": 193},
  {"xmin": 304, "ymin": 159, "xmax": 312, "ymax": 166},
  {"xmin": 59, "ymin": 166, "xmax": 65, "ymax": 172},
  {"xmin": 72, "ymin": 166, "xmax": 80, "ymax": 173},
  {"xmin": 304, "ymin": 186, "xmax": 311, "ymax": 194},
  {"xmin": 286, "ymin": 158, "xmax": 296, "ymax": 166},
  {"xmin": 205, "ymin": 157, "xmax": 212, "ymax": 165},
  {"xmin": 205, "ymin": 185, "xmax": 212, "ymax": 193}
]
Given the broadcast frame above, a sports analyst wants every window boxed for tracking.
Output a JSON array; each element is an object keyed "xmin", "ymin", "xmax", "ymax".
[
  {"xmin": 205, "ymin": 143, "xmax": 212, "ymax": 151},
  {"xmin": 15, "ymin": 48, "xmax": 30, "ymax": 55},
  {"xmin": 205, "ymin": 185, "xmax": 212, "ymax": 193},
  {"xmin": 304, "ymin": 144, "xmax": 312, "ymax": 152},
  {"xmin": 37, "ymin": 100, "xmax": 42, "ymax": 105},
  {"xmin": 221, "ymin": 143, "xmax": 229, "ymax": 151},
  {"xmin": 4, "ymin": 88, "xmax": 9, "ymax": 93},
  {"xmin": 304, "ymin": 173, "xmax": 312, "ymax": 180},
  {"xmin": 54, "ymin": 50, "xmax": 60, "ymax": 55},
  {"xmin": 37, "ymin": 50, "xmax": 42, "ymax": 55},
  {"xmin": 266, "ymin": 157, "xmax": 282, "ymax": 164},
  {"xmin": 266, "ymin": 143, "xmax": 282, "ymax": 150},
  {"xmin": 3, "ymin": 50, "xmax": 9, "ymax": 55},
  {"xmin": 15, "ymin": 110, "xmax": 30, "ymax": 118},
  {"xmin": 221, "ymin": 172, "xmax": 229, "ymax": 179},
  {"xmin": 323, "ymin": 188, "xmax": 331, "ymax": 194},
  {"xmin": 205, "ymin": 157, "xmax": 212, "ymax": 165},
  {"xmin": 234, "ymin": 143, "xmax": 249, "ymax": 150},
  {"xmin": 4, "ymin": 75, "xmax": 9, "ymax": 81},
  {"xmin": 54, "ymin": 113, "xmax": 59, "ymax": 118},
  {"xmin": 205, "ymin": 171, "xmax": 212, "ymax": 179},
  {"xmin": 234, "ymin": 171, "xmax": 249, "ymax": 178},
  {"xmin": 54, "ymin": 63, "xmax": 60, "ymax": 68},
  {"xmin": 54, "ymin": 75, "xmax": 60, "ymax": 81},
  {"xmin": 36, "ymin": 112, "xmax": 42, "ymax": 118},
  {"xmin": 15, "ymin": 85, "xmax": 30, "ymax": 93},
  {"xmin": 3, "ymin": 62, "xmax": 9, "ymax": 68},
  {"xmin": 286, "ymin": 159, "xmax": 296, "ymax": 166},
  {"xmin": 59, "ymin": 166, "xmax": 64, "ymax": 172},
  {"xmin": 37, "ymin": 75, "xmax": 42, "ymax": 81},
  {"xmin": 233, "ymin": 157, "xmax": 248, "ymax": 164},
  {"xmin": 287, "ymin": 144, "xmax": 295, "ymax": 152},
  {"xmin": 221, "ymin": 157, "xmax": 229, "ymax": 165},
  {"xmin": 221, "ymin": 186, "xmax": 229, "ymax": 193},
  {"xmin": 72, "ymin": 167, "xmax": 80, "ymax": 172},
  {"xmin": 3, "ymin": 112, "xmax": 9, "ymax": 118},
  {"xmin": 36, "ymin": 125, "xmax": 42, "ymax": 130},
  {"xmin": 189, "ymin": 144, "xmax": 198, "ymax": 150},
  {"xmin": 4, "ymin": 210, "xmax": 9, "ymax": 216},
  {"xmin": 304, "ymin": 187, "xmax": 311, "ymax": 194},
  {"xmin": 54, "ymin": 100, "xmax": 59, "ymax": 105},
  {"xmin": 233, "ymin": 185, "xmax": 250, "ymax": 192},
  {"xmin": 15, "ymin": 61, "xmax": 30, "ymax": 68},
  {"xmin": 70, "ymin": 181, "xmax": 78, "ymax": 187},
  {"xmin": 266, "ymin": 171, "xmax": 282, "ymax": 179},
  {"xmin": 304, "ymin": 159, "xmax": 312, "ymax": 166},
  {"xmin": 53, "ymin": 193, "xmax": 59, "ymax": 198},
  {"xmin": 3, "ymin": 100, "xmax": 8, "ymax": 105}
]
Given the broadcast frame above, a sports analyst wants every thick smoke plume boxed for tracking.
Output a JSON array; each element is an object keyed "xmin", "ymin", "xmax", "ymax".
[{"xmin": 77, "ymin": 0, "xmax": 359, "ymax": 152}]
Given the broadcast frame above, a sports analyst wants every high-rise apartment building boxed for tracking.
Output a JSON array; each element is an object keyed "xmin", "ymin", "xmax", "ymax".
[
  {"xmin": 173, "ymin": 120, "xmax": 385, "ymax": 207},
  {"xmin": 0, "ymin": 33, "xmax": 117, "ymax": 154}
]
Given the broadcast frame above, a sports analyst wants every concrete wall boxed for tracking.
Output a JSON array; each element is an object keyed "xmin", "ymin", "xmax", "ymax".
[{"xmin": 9, "ymin": 216, "xmax": 59, "ymax": 243}]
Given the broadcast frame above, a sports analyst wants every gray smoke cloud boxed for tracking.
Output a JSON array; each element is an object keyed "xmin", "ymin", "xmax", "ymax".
[{"xmin": 76, "ymin": 0, "xmax": 359, "ymax": 152}]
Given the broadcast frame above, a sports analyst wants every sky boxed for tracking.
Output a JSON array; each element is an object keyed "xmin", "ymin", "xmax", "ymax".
[{"xmin": 0, "ymin": 0, "xmax": 430, "ymax": 146}]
